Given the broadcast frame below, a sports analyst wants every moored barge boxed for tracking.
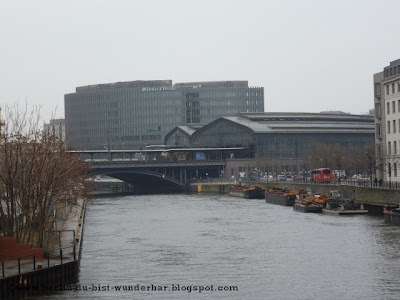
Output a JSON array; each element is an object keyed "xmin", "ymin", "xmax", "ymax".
[
  {"xmin": 265, "ymin": 187, "xmax": 297, "ymax": 206},
  {"xmin": 321, "ymin": 191, "xmax": 368, "ymax": 215},
  {"xmin": 293, "ymin": 190, "xmax": 322, "ymax": 213},
  {"xmin": 228, "ymin": 184, "xmax": 266, "ymax": 199}
]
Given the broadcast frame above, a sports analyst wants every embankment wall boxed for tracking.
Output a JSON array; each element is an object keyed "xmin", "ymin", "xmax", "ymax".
[{"xmin": 191, "ymin": 182, "xmax": 400, "ymax": 213}]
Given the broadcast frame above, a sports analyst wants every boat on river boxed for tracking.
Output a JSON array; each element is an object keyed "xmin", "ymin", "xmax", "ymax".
[
  {"xmin": 383, "ymin": 204, "xmax": 400, "ymax": 225},
  {"xmin": 228, "ymin": 184, "xmax": 266, "ymax": 199},
  {"xmin": 265, "ymin": 186, "xmax": 298, "ymax": 206},
  {"xmin": 321, "ymin": 190, "xmax": 368, "ymax": 215},
  {"xmin": 293, "ymin": 190, "xmax": 368, "ymax": 215},
  {"xmin": 293, "ymin": 190, "xmax": 322, "ymax": 213}
]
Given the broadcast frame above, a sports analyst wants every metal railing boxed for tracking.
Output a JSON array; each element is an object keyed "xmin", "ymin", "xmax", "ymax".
[
  {"xmin": 1, "ymin": 245, "xmax": 77, "ymax": 278},
  {"xmin": 255, "ymin": 177, "xmax": 400, "ymax": 190}
]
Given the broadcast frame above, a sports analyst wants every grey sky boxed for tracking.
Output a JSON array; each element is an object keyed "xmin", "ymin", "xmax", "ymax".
[{"xmin": 1, "ymin": 0, "xmax": 399, "ymax": 122}]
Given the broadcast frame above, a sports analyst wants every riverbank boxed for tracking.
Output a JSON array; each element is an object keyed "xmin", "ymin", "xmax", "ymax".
[
  {"xmin": 190, "ymin": 181, "xmax": 400, "ymax": 213},
  {"xmin": 0, "ymin": 199, "xmax": 86, "ymax": 297}
]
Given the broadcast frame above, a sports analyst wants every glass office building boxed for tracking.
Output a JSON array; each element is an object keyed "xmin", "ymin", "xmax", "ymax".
[{"xmin": 64, "ymin": 80, "xmax": 264, "ymax": 150}]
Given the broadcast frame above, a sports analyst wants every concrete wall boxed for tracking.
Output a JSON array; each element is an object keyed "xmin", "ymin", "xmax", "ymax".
[{"xmin": 191, "ymin": 182, "xmax": 400, "ymax": 213}]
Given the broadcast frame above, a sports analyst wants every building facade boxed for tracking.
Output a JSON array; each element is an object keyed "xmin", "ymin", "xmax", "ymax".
[
  {"xmin": 44, "ymin": 119, "xmax": 66, "ymax": 142},
  {"xmin": 374, "ymin": 59, "xmax": 400, "ymax": 182},
  {"xmin": 165, "ymin": 112, "xmax": 375, "ymax": 179},
  {"xmin": 167, "ymin": 112, "xmax": 374, "ymax": 158},
  {"xmin": 65, "ymin": 80, "xmax": 264, "ymax": 150}
]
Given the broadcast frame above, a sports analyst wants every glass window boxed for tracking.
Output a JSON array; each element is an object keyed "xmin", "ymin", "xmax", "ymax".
[
  {"xmin": 386, "ymin": 85, "xmax": 390, "ymax": 95},
  {"xmin": 393, "ymin": 83, "xmax": 395, "ymax": 94},
  {"xmin": 388, "ymin": 142, "xmax": 391, "ymax": 154},
  {"xmin": 393, "ymin": 101, "xmax": 396, "ymax": 113},
  {"xmin": 387, "ymin": 102, "xmax": 390, "ymax": 114},
  {"xmin": 388, "ymin": 120, "xmax": 391, "ymax": 133},
  {"xmin": 395, "ymin": 120, "xmax": 397, "ymax": 133},
  {"xmin": 395, "ymin": 141, "xmax": 397, "ymax": 154},
  {"xmin": 375, "ymin": 104, "xmax": 381, "ymax": 117},
  {"xmin": 375, "ymin": 84, "xmax": 381, "ymax": 97}
]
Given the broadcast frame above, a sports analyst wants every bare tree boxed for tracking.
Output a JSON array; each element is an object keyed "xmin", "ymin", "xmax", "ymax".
[
  {"xmin": 303, "ymin": 142, "xmax": 332, "ymax": 170},
  {"xmin": 0, "ymin": 104, "xmax": 92, "ymax": 247}
]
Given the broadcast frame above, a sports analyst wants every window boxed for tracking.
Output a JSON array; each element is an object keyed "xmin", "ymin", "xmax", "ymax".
[
  {"xmin": 388, "ymin": 120, "xmax": 391, "ymax": 133},
  {"xmin": 375, "ymin": 104, "xmax": 381, "ymax": 117},
  {"xmin": 393, "ymin": 83, "xmax": 395, "ymax": 94},
  {"xmin": 386, "ymin": 85, "xmax": 390, "ymax": 95},
  {"xmin": 393, "ymin": 101, "xmax": 396, "ymax": 113},
  {"xmin": 395, "ymin": 141, "xmax": 397, "ymax": 154},
  {"xmin": 394, "ymin": 120, "xmax": 397, "ymax": 133},
  {"xmin": 387, "ymin": 102, "xmax": 390, "ymax": 114},
  {"xmin": 377, "ymin": 124, "xmax": 381, "ymax": 137},
  {"xmin": 375, "ymin": 84, "xmax": 381, "ymax": 97},
  {"xmin": 398, "ymin": 100, "xmax": 400, "ymax": 112},
  {"xmin": 388, "ymin": 142, "xmax": 391, "ymax": 154},
  {"xmin": 395, "ymin": 163, "xmax": 398, "ymax": 177}
]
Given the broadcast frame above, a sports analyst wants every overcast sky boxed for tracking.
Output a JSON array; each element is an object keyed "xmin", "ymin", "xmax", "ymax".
[{"xmin": 1, "ymin": 0, "xmax": 400, "ymax": 122}]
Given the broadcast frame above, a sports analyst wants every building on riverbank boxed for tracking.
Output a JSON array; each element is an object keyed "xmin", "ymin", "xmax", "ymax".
[
  {"xmin": 166, "ymin": 112, "xmax": 374, "ymax": 157},
  {"xmin": 64, "ymin": 80, "xmax": 264, "ymax": 150},
  {"xmin": 374, "ymin": 59, "xmax": 400, "ymax": 183},
  {"xmin": 165, "ymin": 112, "xmax": 374, "ymax": 179}
]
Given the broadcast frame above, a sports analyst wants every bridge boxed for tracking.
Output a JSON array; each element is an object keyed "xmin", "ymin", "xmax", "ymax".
[
  {"xmin": 91, "ymin": 160, "xmax": 226, "ymax": 192},
  {"xmin": 77, "ymin": 147, "xmax": 249, "ymax": 193}
]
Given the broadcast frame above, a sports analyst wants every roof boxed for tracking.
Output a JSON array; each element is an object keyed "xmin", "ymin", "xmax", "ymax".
[
  {"xmin": 219, "ymin": 113, "xmax": 374, "ymax": 134},
  {"xmin": 175, "ymin": 125, "xmax": 198, "ymax": 136}
]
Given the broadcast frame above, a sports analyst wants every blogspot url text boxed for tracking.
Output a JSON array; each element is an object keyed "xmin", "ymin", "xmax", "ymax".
[{"xmin": 13, "ymin": 283, "xmax": 239, "ymax": 293}]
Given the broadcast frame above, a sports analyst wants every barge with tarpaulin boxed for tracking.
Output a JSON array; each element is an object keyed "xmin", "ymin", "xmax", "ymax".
[
  {"xmin": 265, "ymin": 186, "xmax": 298, "ymax": 206},
  {"xmin": 293, "ymin": 190, "xmax": 368, "ymax": 215},
  {"xmin": 228, "ymin": 184, "xmax": 266, "ymax": 199},
  {"xmin": 293, "ymin": 190, "xmax": 322, "ymax": 213}
]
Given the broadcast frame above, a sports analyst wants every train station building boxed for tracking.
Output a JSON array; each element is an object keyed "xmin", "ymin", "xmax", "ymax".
[{"xmin": 165, "ymin": 112, "xmax": 375, "ymax": 180}]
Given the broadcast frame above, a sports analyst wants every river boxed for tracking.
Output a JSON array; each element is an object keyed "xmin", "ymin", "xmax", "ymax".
[{"xmin": 34, "ymin": 193, "xmax": 400, "ymax": 299}]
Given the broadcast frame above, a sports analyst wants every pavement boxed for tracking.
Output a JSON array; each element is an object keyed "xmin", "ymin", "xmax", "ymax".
[{"xmin": 1, "ymin": 198, "xmax": 85, "ymax": 278}]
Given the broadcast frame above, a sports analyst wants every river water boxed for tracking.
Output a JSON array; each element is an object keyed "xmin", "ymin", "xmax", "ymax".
[{"xmin": 35, "ymin": 193, "xmax": 400, "ymax": 299}]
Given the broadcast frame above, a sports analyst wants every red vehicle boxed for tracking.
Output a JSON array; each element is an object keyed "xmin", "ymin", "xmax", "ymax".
[{"xmin": 311, "ymin": 168, "xmax": 332, "ymax": 183}]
